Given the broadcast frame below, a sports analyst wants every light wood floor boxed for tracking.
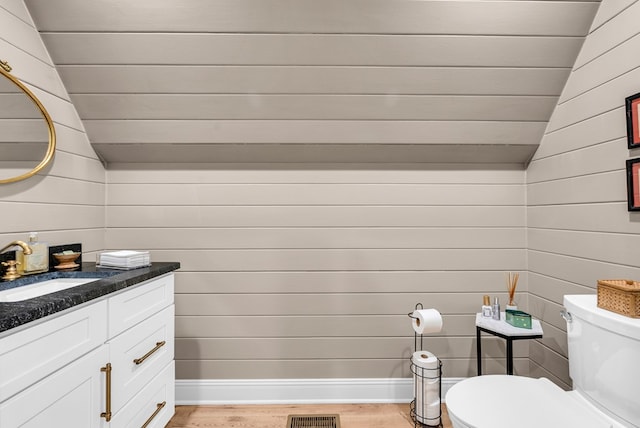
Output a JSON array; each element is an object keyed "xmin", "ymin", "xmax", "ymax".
[{"xmin": 166, "ymin": 404, "xmax": 452, "ymax": 428}]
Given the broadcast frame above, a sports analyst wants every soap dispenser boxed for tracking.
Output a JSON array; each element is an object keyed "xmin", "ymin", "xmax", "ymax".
[{"xmin": 17, "ymin": 232, "xmax": 49, "ymax": 275}]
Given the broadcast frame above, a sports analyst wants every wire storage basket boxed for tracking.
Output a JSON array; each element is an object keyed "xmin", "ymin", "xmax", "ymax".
[{"xmin": 408, "ymin": 303, "xmax": 443, "ymax": 428}]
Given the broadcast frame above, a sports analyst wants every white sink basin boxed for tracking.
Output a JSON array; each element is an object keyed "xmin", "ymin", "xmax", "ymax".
[{"xmin": 0, "ymin": 277, "xmax": 101, "ymax": 302}]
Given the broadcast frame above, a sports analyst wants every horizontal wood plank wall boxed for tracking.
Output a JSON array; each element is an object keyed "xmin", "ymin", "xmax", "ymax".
[
  {"xmin": 107, "ymin": 166, "xmax": 527, "ymax": 379},
  {"xmin": 15, "ymin": 0, "xmax": 600, "ymax": 385},
  {"xmin": 24, "ymin": 0, "xmax": 599, "ymax": 35},
  {"xmin": 28, "ymin": 0, "xmax": 595, "ymax": 383},
  {"xmin": 526, "ymin": 0, "xmax": 640, "ymax": 389},
  {"xmin": 26, "ymin": 0, "xmax": 599, "ymax": 165},
  {"xmin": 0, "ymin": 1, "xmax": 105, "ymax": 255}
]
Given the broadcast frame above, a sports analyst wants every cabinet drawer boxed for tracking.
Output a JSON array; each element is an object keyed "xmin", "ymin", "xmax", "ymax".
[
  {"xmin": 108, "ymin": 273, "xmax": 174, "ymax": 338},
  {"xmin": 109, "ymin": 304, "xmax": 174, "ymax": 412},
  {"xmin": 111, "ymin": 361, "xmax": 175, "ymax": 428},
  {"xmin": 0, "ymin": 300, "xmax": 107, "ymax": 403}
]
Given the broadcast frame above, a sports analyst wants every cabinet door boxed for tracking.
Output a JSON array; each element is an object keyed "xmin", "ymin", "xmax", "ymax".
[
  {"xmin": 0, "ymin": 346, "xmax": 109, "ymax": 428},
  {"xmin": 0, "ymin": 300, "xmax": 108, "ymax": 402}
]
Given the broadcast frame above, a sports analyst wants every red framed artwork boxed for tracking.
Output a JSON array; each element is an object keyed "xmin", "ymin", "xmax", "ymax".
[
  {"xmin": 626, "ymin": 92, "xmax": 640, "ymax": 148},
  {"xmin": 626, "ymin": 158, "xmax": 640, "ymax": 211}
]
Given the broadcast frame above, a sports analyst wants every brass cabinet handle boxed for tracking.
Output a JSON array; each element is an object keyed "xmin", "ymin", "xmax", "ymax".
[
  {"xmin": 141, "ymin": 401, "xmax": 166, "ymax": 428},
  {"xmin": 133, "ymin": 341, "xmax": 166, "ymax": 365},
  {"xmin": 100, "ymin": 363, "xmax": 112, "ymax": 422}
]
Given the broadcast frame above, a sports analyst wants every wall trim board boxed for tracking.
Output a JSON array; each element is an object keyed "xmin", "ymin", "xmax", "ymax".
[{"xmin": 175, "ymin": 377, "xmax": 462, "ymax": 405}]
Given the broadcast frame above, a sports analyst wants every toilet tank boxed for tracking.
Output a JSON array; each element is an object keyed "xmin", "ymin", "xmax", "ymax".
[{"xmin": 564, "ymin": 294, "xmax": 640, "ymax": 427}]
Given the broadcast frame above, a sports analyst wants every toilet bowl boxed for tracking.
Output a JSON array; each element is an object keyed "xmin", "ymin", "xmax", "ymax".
[
  {"xmin": 445, "ymin": 295, "xmax": 640, "ymax": 428},
  {"xmin": 446, "ymin": 375, "xmax": 625, "ymax": 428}
]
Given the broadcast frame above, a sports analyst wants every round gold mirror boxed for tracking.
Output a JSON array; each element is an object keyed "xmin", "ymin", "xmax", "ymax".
[{"xmin": 0, "ymin": 60, "xmax": 55, "ymax": 184}]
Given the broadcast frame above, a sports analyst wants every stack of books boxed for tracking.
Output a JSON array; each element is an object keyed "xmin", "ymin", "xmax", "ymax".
[{"xmin": 98, "ymin": 250, "xmax": 151, "ymax": 269}]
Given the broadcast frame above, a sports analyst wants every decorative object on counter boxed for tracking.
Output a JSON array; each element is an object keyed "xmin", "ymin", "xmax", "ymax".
[
  {"xmin": 53, "ymin": 251, "xmax": 81, "ymax": 270},
  {"xmin": 97, "ymin": 250, "xmax": 151, "ymax": 269},
  {"xmin": 492, "ymin": 297, "xmax": 500, "ymax": 320},
  {"xmin": 505, "ymin": 309, "xmax": 532, "ymax": 329},
  {"xmin": 597, "ymin": 279, "xmax": 640, "ymax": 318},
  {"xmin": 481, "ymin": 295, "xmax": 493, "ymax": 318},
  {"xmin": 16, "ymin": 232, "xmax": 48, "ymax": 275},
  {"xmin": 506, "ymin": 271, "xmax": 519, "ymax": 310},
  {"xmin": 48, "ymin": 243, "xmax": 82, "ymax": 270},
  {"xmin": 626, "ymin": 91, "xmax": 640, "ymax": 149}
]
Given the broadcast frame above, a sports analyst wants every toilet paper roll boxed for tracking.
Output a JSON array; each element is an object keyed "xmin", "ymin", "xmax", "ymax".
[
  {"xmin": 415, "ymin": 402, "xmax": 441, "ymax": 426},
  {"xmin": 412, "ymin": 350, "xmax": 439, "ymax": 371},
  {"xmin": 411, "ymin": 308, "xmax": 443, "ymax": 334},
  {"xmin": 412, "ymin": 351, "xmax": 441, "ymax": 425}
]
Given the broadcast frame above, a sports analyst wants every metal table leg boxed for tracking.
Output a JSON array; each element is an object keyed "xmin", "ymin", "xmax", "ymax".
[
  {"xmin": 476, "ymin": 326, "xmax": 482, "ymax": 376},
  {"xmin": 506, "ymin": 338, "xmax": 513, "ymax": 375}
]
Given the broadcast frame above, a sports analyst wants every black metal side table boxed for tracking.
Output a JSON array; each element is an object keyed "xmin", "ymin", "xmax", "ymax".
[{"xmin": 475, "ymin": 313, "xmax": 543, "ymax": 375}]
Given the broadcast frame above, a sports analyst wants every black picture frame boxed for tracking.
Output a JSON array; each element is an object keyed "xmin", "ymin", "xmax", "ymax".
[
  {"xmin": 626, "ymin": 91, "xmax": 640, "ymax": 148},
  {"xmin": 626, "ymin": 158, "xmax": 640, "ymax": 211}
]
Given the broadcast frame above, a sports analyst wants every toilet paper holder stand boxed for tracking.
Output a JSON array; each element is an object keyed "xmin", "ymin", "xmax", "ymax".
[{"xmin": 408, "ymin": 303, "xmax": 443, "ymax": 428}]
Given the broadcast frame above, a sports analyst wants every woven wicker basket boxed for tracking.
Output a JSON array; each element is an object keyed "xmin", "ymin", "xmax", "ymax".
[{"xmin": 597, "ymin": 279, "xmax": 640, "ymax": 318}]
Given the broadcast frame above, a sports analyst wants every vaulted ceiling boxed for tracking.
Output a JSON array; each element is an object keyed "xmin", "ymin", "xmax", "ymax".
[{"xmin": 24, "ymin": 0, "xmax": 600, "ymax": 166}]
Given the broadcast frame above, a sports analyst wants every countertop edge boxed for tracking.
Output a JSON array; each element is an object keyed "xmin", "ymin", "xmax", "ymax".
[{"xmin": 0, "ymin": 262, "xmax": 180, "ymax": 334}]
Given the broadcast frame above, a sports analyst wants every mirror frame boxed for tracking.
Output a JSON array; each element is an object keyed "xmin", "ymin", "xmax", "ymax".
[{"xmin": 0, "ymin": 60, "xmax": 56, "ymax": 184}]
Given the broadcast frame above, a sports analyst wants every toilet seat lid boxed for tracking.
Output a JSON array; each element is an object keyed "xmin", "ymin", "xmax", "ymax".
[{"xmin": 445, "ymin": 375, "xmax": 624, "ymax": 428}]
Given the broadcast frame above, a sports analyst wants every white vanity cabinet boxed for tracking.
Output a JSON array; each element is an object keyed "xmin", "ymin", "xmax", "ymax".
[{"xmin": 0, "ymin": 273, "xmax": 175, "ymax": 428}]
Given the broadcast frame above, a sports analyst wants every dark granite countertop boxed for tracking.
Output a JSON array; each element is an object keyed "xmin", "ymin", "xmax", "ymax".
[{"xmin": 0, "ymin": 262, "xmax": 180, "ymax": 334}]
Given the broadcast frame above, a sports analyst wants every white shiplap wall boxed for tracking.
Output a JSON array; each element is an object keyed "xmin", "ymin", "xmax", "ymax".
[
  {"xmin": 25, "ymin": 0, "xmax": 599, "ymax": 165},
  {"xmin": 38, "ymin": 0, "xmax": 591, "ymax": 382},
  {"xmin": 0, "ymin": 1, "xmax": 105, "ymax": 256},
  {"xmin": 6, "ymin": 0, "xmax": 622, "ymax": 387},
  {"xmin": 526, "ymin": 0, "xmax": 640, "ymax": 389},
  {"xmin": 107, "ymin": 165, "xmax": 528, "ymax": 379}
]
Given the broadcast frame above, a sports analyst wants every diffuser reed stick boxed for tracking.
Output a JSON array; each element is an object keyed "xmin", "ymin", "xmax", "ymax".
[{"xmin": 507, "ymin": 272, "xmax": 519, "ymax": 306}]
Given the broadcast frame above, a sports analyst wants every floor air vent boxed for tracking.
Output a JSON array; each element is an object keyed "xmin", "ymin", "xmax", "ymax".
[{"xmin": 286, "ymin": 414, "xmax": 341, "ymax": 428}]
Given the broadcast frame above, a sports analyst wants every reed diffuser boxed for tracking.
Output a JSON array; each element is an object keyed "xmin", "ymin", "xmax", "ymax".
[{"xmin": 506, "ymin": 272, "xmax": 519, "ymax": 309}]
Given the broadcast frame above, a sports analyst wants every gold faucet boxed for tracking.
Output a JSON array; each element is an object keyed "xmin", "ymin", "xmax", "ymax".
[{"xmin": 1, "ymin": 240, "xmax": 33, "ymax": 281}]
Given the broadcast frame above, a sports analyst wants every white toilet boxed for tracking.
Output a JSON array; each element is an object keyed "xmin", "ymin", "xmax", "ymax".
[{"xmin": 446, "ymin": 294, "xmax": 640, "ymax": 428}]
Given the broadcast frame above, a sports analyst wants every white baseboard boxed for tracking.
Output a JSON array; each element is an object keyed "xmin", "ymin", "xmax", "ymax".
[{"xmin": 176, "ymin": 378, "xmax": 463, "ymax": 405}]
